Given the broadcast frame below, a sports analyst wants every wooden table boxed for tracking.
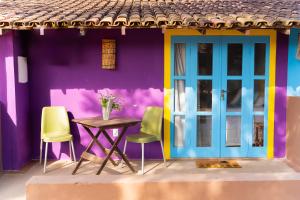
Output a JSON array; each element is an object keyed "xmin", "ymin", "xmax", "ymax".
[{"xmin": 72, "ymin": 117, "xmax": 141, "ymax": 175}]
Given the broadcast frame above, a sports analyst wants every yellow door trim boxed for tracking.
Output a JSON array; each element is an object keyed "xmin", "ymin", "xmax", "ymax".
[{"xmin": 164, "ymin": 29, "xmax": 277, "ymax": 159}]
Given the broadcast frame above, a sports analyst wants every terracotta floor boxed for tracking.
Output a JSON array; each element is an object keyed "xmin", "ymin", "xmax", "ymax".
[{"xmin": 0, "ymin": 159, "xmax": 298, "ymax": 200}]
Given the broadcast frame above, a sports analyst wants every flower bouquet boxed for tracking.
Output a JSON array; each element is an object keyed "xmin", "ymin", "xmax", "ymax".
[{"xmin": 99, "ymin": 92, "xmax": 121, "ymax": 120}]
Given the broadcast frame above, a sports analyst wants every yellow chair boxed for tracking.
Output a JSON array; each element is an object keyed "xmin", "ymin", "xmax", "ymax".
[
  {"xmin": 40, "ymin": 106, "xmax": 76, "ymax": 173},
  {"xmin": 123, "ymin": 106, "xmax": 166, "ymax": 174}
]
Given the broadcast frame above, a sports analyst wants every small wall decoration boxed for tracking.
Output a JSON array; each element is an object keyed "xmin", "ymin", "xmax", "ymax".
[
  {"xmin": 297, "ymin": 34, "xmax": 300, "ymax": 60},
  {"xmin": 102, "ymin": 39, "xmax": 116, "ymax": 69},
  {"xmin": 17, "ymin": 56, "xmax": 28, "ymax": 83}
]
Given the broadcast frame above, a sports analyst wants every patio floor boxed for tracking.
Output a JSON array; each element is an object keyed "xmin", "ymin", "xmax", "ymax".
[{"xmin": 1, "ymin": 159, "xmax": 299, "ymax": 200}]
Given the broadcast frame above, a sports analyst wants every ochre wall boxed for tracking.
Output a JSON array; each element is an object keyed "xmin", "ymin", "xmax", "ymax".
[{"xmin": 286, "ymin": 96, "xmax": 300, "ymax": 171}]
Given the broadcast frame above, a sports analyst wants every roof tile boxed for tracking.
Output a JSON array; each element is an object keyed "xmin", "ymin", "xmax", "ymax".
[{"xmin": 0, "ymin": 0, "xmax": 299, "ymax": 29}]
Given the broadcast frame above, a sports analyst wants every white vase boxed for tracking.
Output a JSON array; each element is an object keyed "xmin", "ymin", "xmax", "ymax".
[{"xmin": 102, "ymin": 99, "xmax": 113, "ymax": 120}]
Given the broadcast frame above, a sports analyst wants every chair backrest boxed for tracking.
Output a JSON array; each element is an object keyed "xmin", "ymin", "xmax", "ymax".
[
  {"xmin": 140, "ymin": 106, "xmax": 163, "ymax": 139},
  {"xmin": 41, "ymin": 106, "xmax": 70, "ymax": 137}
]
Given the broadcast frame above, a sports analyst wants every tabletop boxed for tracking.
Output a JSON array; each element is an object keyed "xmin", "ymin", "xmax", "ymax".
[{"xmin": 72, "ymin": 117, "xmax": 141, "ymax": 129}]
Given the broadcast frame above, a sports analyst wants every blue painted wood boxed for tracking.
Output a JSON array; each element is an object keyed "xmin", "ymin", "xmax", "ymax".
[
  {"xmin": 220, "ymin": 37, "xmax": 246, "ymax": 157},
  {"xmin": 170, "ymin": 36, "xmax": 269, "ymax": 158},
  {"xmin": 189, "ymin": 36, "xmax": 221, "ymax": 157},
  {"xmin": 170, "ymin": 38, "xmax": 190, "ymax": 157},
  {"xmin": 247, "ymin": 37, "xmax": 270, "ymax": 157},
  {"xmin": 287, "ymin": 28, "xmax": 300, "ymax": 96}
]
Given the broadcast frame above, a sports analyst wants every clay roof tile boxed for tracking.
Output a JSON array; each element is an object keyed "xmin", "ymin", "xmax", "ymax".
[{"xmin": 0, "ymin": 0, "xmax": 298, "ymax": 29}]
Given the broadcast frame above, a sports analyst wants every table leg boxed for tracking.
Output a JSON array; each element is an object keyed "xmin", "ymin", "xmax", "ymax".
[
  {"xmin": 103, "ymin": 129, "xmax": 136, "ymax": 172},
  {"xmin": 72, "ymin": 129, "xmax": 102, "ymax": 175},
  {"xmin": 97, "ymin": 127, "xmax": 136, "ymax": 175},
  {"xmin": 83, "ymin": 126, "xmax": 117, "ymax": 166}
]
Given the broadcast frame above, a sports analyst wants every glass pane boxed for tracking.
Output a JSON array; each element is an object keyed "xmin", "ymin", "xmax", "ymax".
[
  {"xmin": 174, "ymin": 43, "xmax": 186, "ymax": 76},
  {"xmin": 227, "ymin": 44, "xmax": 243, "ymax": 75},
  {"xmin": 226, "ymin": 116, "xmax": 241, "ymax": 147},
  {"xmin": 197, "ymin": 116, "xmax": 212, "ymax": 147},
  {"xmin": 174, "ymin": 80, "xmax": 185, "ymax": 112},
  {"xmin": 197, "ymin": 80, "xmax": 212, "ymax": 111},
  {"xmin": 254, "ymin": 80, "xmax": 265, "ymax": 112},
  {"xmin": 174, "ymin": 115, "xmax": 185, "ymax": 147},
  {"xmin": 227, "ymin": 80, "xmax": 242, "ymax": 112},
  {"xmin": 198, "ymin": 43, "xmax": 213, "ymax": 75},
  {"xmin": 253, "ymin": 116, "xmax": 264, "ymax": 147},
  {"xmin": 254, "ymin": 43, "xmax": 266, "ymax": 75}
]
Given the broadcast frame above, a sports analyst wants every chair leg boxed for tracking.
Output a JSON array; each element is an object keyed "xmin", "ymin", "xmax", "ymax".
[
  {"xmin": 121, "ymin": 140, "xmax": 127, "ymax": 167},
  {"xmin": 70, "ymin": 140, "xmax": 76, "ymax": 162},
  {"xmin": 141, "ymin": 143, "xmax": 144, "ymax": 175},
  {"xmin": 123, "ymin": 140, "xmax": 127, "ymax": 154},
  {"xmin": 69, "ymin": 141, "xmax": 72, "ymax": 161},
  {"xmin": 160, "ymin": 140, "xmax": 166, "ymax": 166},
  {"xmin": 39, "ymin": 139, "xmax": 43, "ymax": 164},
  {"xmin": 43, "ymin": 142, "xmax": 48, "ymax": 173}
]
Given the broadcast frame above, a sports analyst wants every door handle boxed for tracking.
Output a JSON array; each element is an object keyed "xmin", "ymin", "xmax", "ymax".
[{"xmin": 221, "ymin": 89, "xmax": 227, "ymax": 100}]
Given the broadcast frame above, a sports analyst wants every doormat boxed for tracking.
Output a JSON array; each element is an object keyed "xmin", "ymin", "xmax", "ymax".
[{"xmin": 195, "ymin": 160, "xmax": 241, "ymax": 168}]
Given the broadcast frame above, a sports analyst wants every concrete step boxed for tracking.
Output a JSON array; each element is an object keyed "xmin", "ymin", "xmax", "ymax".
[{"xmin": 27, "ymin": 172, "xmax": 300, "ymax": 200}]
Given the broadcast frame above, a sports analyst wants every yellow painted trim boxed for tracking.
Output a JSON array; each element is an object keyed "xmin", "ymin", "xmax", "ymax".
[
  {"xmin": 163, "ymin": 29, "xmax": 276, "ymax": 159},
  {"xmin": 164, "ymin": 32, "xmax": 171, "ymax": 159},
  {"xmin": 267, "ymin": 31, "xmax": 277, "ymax": 159}
]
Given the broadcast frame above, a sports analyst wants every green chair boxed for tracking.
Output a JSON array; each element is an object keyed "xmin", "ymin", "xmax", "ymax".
[
  {"xmin": 123, "ymin": 106, "xmax": 166, "ymax": 174},
  {"xmin": 40, "ymin": 106, "xmax": 76, "ymax": 173}
]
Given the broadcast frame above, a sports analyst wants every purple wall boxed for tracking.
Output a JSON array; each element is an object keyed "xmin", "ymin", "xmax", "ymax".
[
  {"xmin": 27, "ymin": 29, "xmax": 164, "ymax": 160},
  {"xmin": 0, "ymin": 31, "xmax": 31, "ymax": 170},
  {"xmin": 14, "ymin": 32, "xmax": 31, "ymax": 168},
  {"xmin": 0, "ymin": 29, "xmax": 291, "ymax": 169},
  {"xmin": 0, "ymin": 31, "xmax": 14, "ymax": 169},
  {"xmin": 274, "ymin": 33, "xmax": 289, "ymax": 158}
]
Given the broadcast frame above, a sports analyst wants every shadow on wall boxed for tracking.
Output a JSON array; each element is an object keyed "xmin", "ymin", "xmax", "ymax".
[
  {"xmin": 45, "ymin": 88, "xmax": 164, "ymax": 160},
  {"xmin": 27, "ymin": 28, "xmax": 164, "ymax": 160},
  {"xmin": 0, "ymin": 101, "xmax": 20, "ymax": 170}
]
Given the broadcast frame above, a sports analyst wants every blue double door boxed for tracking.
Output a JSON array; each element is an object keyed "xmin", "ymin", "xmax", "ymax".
[{"xmin": 171, "ymin": 36, "xmax": 269, "ymax": 158}]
